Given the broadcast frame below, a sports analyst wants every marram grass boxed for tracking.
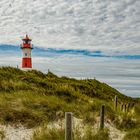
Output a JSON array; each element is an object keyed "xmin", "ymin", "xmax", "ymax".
[{"xmin": 0, "ymin": 67, "xmax": 139, "ymax": 139}]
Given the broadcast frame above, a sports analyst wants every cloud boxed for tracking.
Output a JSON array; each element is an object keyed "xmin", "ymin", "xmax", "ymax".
[{"xmin": 0, "ymin": 0, "xmax": 139, "ymax": 53}]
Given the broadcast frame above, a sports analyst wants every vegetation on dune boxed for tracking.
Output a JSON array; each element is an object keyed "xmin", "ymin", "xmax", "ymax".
[
  {"xmin": 0, "ymin": 66, "xmax": 140, "ymax": 139},
  {"xmin": 33, "ymin": 126, "xmax": 110, "ymax": 140},
  {"xmin": 0, "ymin": 129, "xmax": 5, "ymax": 139},
  {"xmin": 33, "ymin": 126, "xmax": 65, "ymax": 140},
  {"xmin": 123, "ymin": 128, "xmax": 140, "ymax": 140}
]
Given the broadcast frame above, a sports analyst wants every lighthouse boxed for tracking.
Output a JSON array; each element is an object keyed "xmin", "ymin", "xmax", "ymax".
[{"xmin": 21, "ymin": 35, "xmax": 33, "ymax": 69}]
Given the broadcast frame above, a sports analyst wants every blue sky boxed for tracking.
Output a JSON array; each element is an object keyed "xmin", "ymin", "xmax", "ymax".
[{"xmin": 0, "ymin": 0, "xmax": 140, "ymax": 97}]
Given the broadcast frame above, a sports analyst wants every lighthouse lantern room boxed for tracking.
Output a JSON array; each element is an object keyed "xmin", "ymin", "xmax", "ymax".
[{"xmin": 21, "ymin": 35, "xmax": 33, "ymax": 69}]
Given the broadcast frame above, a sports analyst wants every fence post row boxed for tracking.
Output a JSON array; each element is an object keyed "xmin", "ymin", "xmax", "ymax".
[
  {"xmin": 114, "ymin": 96, "xmax": 135, "ymax": 113},
  {"xmin": 65, "ymin": 112, "xmax": 73, "ymax": 140},
  {"xmin": 64, "ymin": 97, "xmax": 136, "ymax": 139}
]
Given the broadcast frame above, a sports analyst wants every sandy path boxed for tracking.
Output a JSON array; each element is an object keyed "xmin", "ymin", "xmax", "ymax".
[
  {"xmin": 0, "ymin": 118, "xmax": 125, "ymax": 140},
  {"xmin": 0, "ymin": 125, "xmax": 33, "ymax": 140},
  {"xmin": 105, "ymin": 122, "xmax": 125, "ymax": 140}
]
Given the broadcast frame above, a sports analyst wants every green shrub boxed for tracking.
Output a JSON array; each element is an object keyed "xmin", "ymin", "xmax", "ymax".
[
  {"xmin": 123, "ymin": 128, "xmax": 140, "ymax": 140},
  {"xmin": 0, "ymin": 129, "xmax": 5, "ymax": 140},
  {"xmin": 91, "ymin": 129, "xmax": 110, "ymax": 140},
  {"xmin": 33, "ymin": 127, "xmax": 64, "ymax": 140},
  {"xmin": 33, "ymin": 126, "xmax": 110, "ymax": 140},
  {"xmin": 114, "ymin": 114, "xmax": 138, "ymax": 130}
]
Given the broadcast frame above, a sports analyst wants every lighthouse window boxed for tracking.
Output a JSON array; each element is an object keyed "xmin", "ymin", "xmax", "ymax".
[
  {"xmin": 25, "ymin": 40, "xmax": 28, "ymax": 44},
  {"xmin": 25, "ymin": 53, "xmax": 27, "ymax": 56}
]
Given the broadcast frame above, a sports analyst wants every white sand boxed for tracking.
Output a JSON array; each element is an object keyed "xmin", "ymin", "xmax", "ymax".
[
  {"xmin": 0, "ymin": 125, "xmax": 33, "ymax": 140},
  {"xmin": 0, "ymin": 117, "xmax": 125, "ymax": 140}
]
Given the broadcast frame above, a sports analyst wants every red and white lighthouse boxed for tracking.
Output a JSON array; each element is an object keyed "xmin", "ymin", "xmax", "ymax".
[{"xmin": 21, "ymin": 35, "xmax": 33, "ymax": 69}]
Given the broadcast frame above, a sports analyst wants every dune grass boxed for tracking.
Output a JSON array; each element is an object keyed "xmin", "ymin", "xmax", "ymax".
[
  {"xmin": 0, "ymin": 67, "xmax": 139, "ymax": 139},
  {"xmin": 123, "ymin": 128, "xmax": 140, "ymax": 140},
  {"xmin": 32, "ymin": 124, "xmax": 110, "ymax": 140}
]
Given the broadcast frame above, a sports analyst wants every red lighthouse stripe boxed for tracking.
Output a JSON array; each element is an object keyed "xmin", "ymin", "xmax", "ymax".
[
  {"xmin": 22, "ymin": 44, "xmax": 31, "ymax": 48},
  {"xmin": 22, "ymin": 58, "xmax": 32, "ymax": 68}
]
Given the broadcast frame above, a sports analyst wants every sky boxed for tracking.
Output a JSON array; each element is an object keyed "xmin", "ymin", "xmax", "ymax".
[{"xmin": 0, "ymin": 0, "xmax": 140, "ymax": 97}]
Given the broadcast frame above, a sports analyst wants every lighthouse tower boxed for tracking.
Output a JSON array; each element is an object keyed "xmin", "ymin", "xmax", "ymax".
[{"xmin": 21, "ymin": 35, "xmax": 33, "ymax": 69}]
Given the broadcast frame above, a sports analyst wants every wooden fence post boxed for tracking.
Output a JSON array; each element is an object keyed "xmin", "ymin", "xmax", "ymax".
[
  {"xmin": 127, "ymin": 103, "xmax": 131, "ymax": 112},
  {"xmin": 131, "ymin": 102, "xmax": 135, "ymax": 108},
  {"xmin": 100, "ymin": 105, "xmax": 105, "ymax": 129},
  {"xmin": 65, "ymin": 112, "xmax": 73, "ymax": 140},
  {"xmin": 124, "ymin": 104, "xmax": 127, "ymax": 113},
  {"xmin": 121, "ymin": 104, "xmax": 124, "ymax": 111},
  {"xmin": 114, "ymin": 96, "xmax": 118, "ymax": 111}
]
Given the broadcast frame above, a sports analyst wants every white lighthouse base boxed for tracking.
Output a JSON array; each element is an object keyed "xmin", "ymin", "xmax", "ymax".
[{"xmin": 20, "ymin": 68, "xmax": 33, "ymax": 71}]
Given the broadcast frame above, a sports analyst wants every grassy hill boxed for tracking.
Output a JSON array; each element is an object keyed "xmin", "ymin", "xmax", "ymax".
[{"xmin": 0, "ymin": 67, "xmax": 140, "ymax": 140}]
